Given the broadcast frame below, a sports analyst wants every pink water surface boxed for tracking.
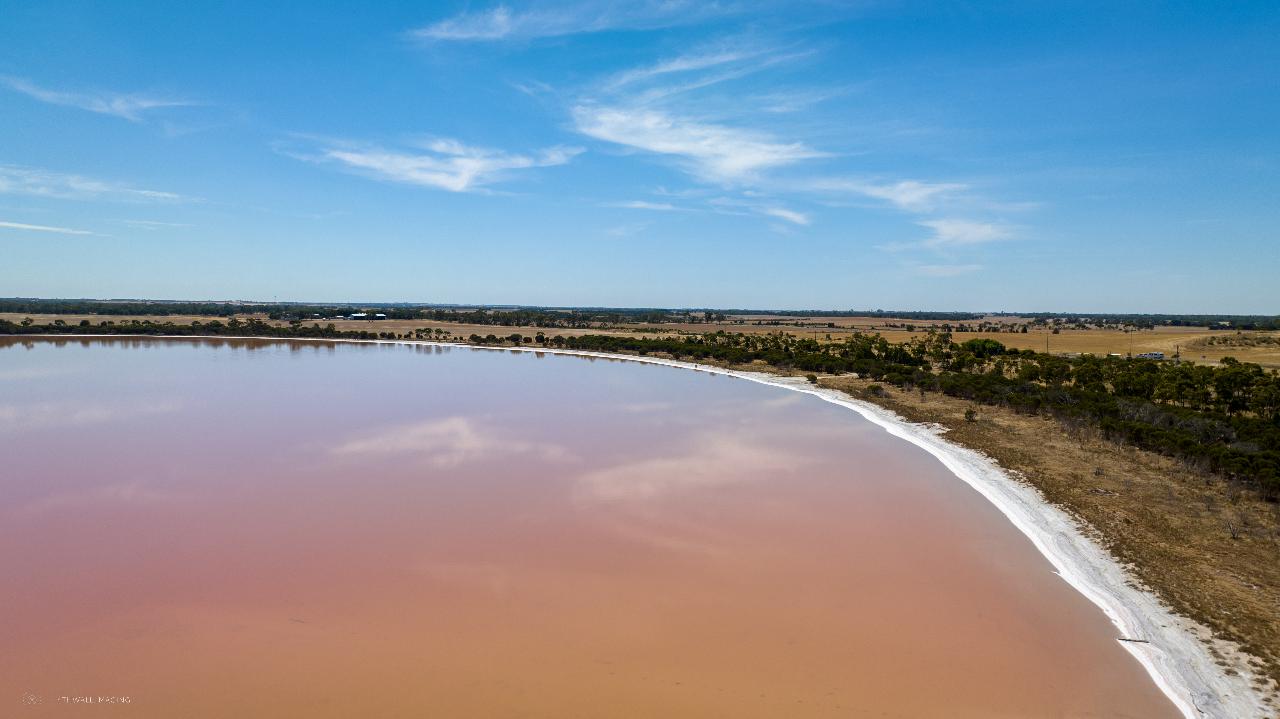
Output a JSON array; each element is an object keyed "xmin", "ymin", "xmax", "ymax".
[{"xmin": 0, "ymin": 338, "xmax": 1178, "ymax": 717}]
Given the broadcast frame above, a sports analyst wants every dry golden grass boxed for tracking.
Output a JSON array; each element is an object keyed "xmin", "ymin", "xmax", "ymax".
[
  {"xmin": 871, "ymin": 328, "xmax": 1280, "ymax": 368},
  {"xmin": 679, "ymin": 324, "xmax": 1280, "ymax": 367}
]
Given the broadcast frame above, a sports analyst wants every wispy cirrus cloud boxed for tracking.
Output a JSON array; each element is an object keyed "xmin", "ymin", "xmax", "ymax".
[
  {"xmin": 117, "ymin": 219, "xmax": 193, "ymax": 230},
  {"xmin": 605, "ymin": 221, "xmax": 649, "ymax": 237},
  {"xmin": 918, "ymin": 218, "xmax": 1014, "ymax": 247},
  {"xmin": 564, "ymin": 33, "xmax": 1040, "ymax": 246},
  {"xmin": 604, "ymin": 199, "xmax": 684, "ymax": 211},
  {"xmin": 291, "ymin": 137, "xmax": 583, "ymax": 193},
  {"xmin": 600, "ymin": 41, "xmax": 812, "ymax": 104},
  {"xmin": 607, "ymin": 47, "xmax": 766, "ymax": 89},
  {"xmin": 704, "ymin": 195, "xmax": 813, "ymax": 227},
  {"xmin": 0, "ymin": 220, "xmax": 93, "ymax": 236},
  {"xmin": 573, "ymin": 105, "xmax": 822, "ymax": 184},
  {"xmin": 571, "ymin": 37, "xmax": 827, "ymax": 186},
  {"xmin": 807, "ymin": 178, "xmax": 968, "ymax": 212},
  {"xmin": 2, "ymin": 76, "xmax": 198, "ymax": 122},
  {"xmin": 413, "ymin": 1, "xmax": 751, "ymax": 42},
  {"xmin": 910, "ymin": 263, "xmax": 984, "ymax": 277},
  {"xmin": 414, "ymin": 5, "xmax": 523, "ymax": 41},
  {"xmin": 761, "ymin": 206, "xmax": 809, "ymax": 225},
  {"xmin": 875, "ymin": 218, "xmax": 1014, "ymax": 261},
  {"xmin": 0, "ymin": 165, "xmax": 186, "ymax": 202},
  {"xmin": 0, "ymin": 399, "xmax": 182, "ymax": 432},
  {"xmin": 752, "ymin": 87, "xmax": 844, "ymax": 114}
]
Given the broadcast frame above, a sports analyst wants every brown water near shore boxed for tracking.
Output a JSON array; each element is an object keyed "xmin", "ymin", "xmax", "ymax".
[{"xmin": 0, "ymin": 337, "xmax": 1179, "ymax": 718}]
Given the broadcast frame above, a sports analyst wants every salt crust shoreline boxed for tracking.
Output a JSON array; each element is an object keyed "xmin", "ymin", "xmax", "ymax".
[{"xmin": 29, "ymin": 334, "xmax": 1271, "ymax": 717}]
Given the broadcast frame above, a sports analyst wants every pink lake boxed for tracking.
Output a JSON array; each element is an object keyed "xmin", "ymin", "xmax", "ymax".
[{"xmin": 0, "ymin": 337, "xmax": 1179, "ymax": 717}]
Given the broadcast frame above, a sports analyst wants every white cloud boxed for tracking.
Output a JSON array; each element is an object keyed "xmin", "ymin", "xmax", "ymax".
[
  {"xmin": 415, "ymin": 5, "xmax": 520, "ymax": 40},
  {"xmin": 118, "ymin": 219, "xmax": 192, "ymax": 230},
  {"xmin": 331, "ymin": 416, "xmax": 572, "ymax": 468},
  {"xmin": 918, "ymin": 218, "xmax": 1013, "ymax": 247},
  {"xmin": 2, "ymin": 76, "xmax": 197, "ymax": 122},
  {"xmin": 572, "ymin": 105, "xmax": 823, "ymax": 183},
  {"xmin": 613, "ymin": 43, "xmax": 816, "ymax": 107},
  {"xmin": 762, "ymin": 207, "xmax": 809, "ymax": 225},
  {"xmin": 413, "ymin": 1, "xmax": 746, "ymax": 42},
  {"xmin": 0, "ymin": 220, "xmax": 92, "ymax": 235},
  {"xmin": 808, "ymin": 178, "xmax": 966, "ymax": 212},
  {"xmin": 606, "ymin": 45, "xmax": 770, "ymax": 91},
  {"xmin": 302, "ymin": 138, "xmax": 583, "ymax": 192},
  {"xmin": 911, "ymin": 263, "xmax": 984, "ymax": 277},
  {"xmin": 852, "ymin": 180, "xmax": 967, "ymax": 212},
  {"xmin": 702, "ymin": 195, "xmax": 812, "ymax": 226},
  {"xmin": 0, "ymin": 165, "xmax": 186, "ymax": 202},
  {"xmin": 570, "ymin": 38, "xmax": 828, "ymax": 188},
  {"xmin": 604, "ymin": 199, "xmax": 682, "ymax": 211},
  {"xmin": 753, "ymin": 87, "xmax": 842, "ymax": 114},
  {"xmin": 605, "ymin": 222, "xmax": 648, "ymax": 237},
  {"xmin": 0, "ymin": 399, "xmax": 182, "ymax": 432}
]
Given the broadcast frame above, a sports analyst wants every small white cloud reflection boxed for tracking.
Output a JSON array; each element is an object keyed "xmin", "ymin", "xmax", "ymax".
[
  {"xmin": 758, "ymin": 393, "xmax": 803, "ymax": 409},
  {"xmin": 19, "ymin": 480, "xmax": 181, "ymax": 515},
  {"xmin": 0, "ymin": 398, "xmax": 182, "ymax": 432},
  {"xmin": 574, "ymin": 431, "xmax": 804, "ymax": 502},
  {"xmin": 330, "ymin": 416, "xmax": 574, "ymax": 468},
  {"xmin": 595, "ymin": 512, "xmax": 737, "ymax": 558},
  {"xmin": 617, "ymin": 400, "xmax": 675, "ymax": 414},
  {"xmin": 413, "ymin": 560, "xmax": 512, "ymax": 596},
  {"xmin": 0, "ymin": 366, "xmax": 73, "ymax": 381}
]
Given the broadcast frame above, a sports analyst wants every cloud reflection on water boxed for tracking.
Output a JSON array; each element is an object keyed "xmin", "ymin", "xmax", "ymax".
[
  {"xmin": 18, "ymin": 480, "xmax": 182, "ymax": 515},
  {"xmin": 573, "ymin": 430, "xmax": 806, "ymax": 502},
  {"xmin": 0, "ymin": 398, "xmax": 182, "ymax": 432},
  {"xmin": 330, "ymin": 416, "xmax": 575, "ymax": 468}
]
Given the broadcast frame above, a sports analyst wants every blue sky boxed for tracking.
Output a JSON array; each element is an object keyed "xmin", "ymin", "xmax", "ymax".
[{"xmin": 1, "ymin": 1, "xmax": 1276, "ymax": 312}]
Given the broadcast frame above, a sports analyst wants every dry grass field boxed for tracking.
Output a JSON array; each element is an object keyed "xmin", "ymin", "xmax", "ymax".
[
  {"xmin": 629, "ymin": 320, "xmax": 1278, "ymax": 369},
  {"xmin": 870, "ymin": 327, "xmax": 1280, "ymax": 368}
]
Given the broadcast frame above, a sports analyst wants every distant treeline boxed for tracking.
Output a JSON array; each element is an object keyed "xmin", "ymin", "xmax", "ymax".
[
  {"xmin": 997, "ymin": 312, "xmax": 1280, "ymax": 330},
  {"xmin": 0, "ymin": 317, "xmax": 390, "ymax": 339},
  {"xmin": 0, "ymin": 298, "xmax": 672, "ymax": 327},
  {"xmin": 5, "ymin": 299, "xmax": 1277, "ymax": 330},
  {"xmin": 719, "ymin": 309, "xmax": 985, "ymax": 320},
  {"xmin": 0, "ymin": 298, "xmax": 260, "ymax": 317}
]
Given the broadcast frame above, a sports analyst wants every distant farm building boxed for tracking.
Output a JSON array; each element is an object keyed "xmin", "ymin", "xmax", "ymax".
[{"xmin": 1135, "ymin": 352, "xmax": 1165, "ymax": 360}]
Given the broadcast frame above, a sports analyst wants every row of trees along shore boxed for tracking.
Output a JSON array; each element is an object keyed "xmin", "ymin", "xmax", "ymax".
[
  {"xmin": 5, "ymin": 298, "xmax": 1278, "ymax": 329},
  {"xmin": 5, "ymin": 317, "xmax": 1278, "ymax": 497}
]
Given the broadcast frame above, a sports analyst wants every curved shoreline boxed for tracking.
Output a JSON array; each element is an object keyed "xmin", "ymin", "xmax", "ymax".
[{"xmin": 19, "ymin": 333, "xmax": 1269, "ymax": 717}]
